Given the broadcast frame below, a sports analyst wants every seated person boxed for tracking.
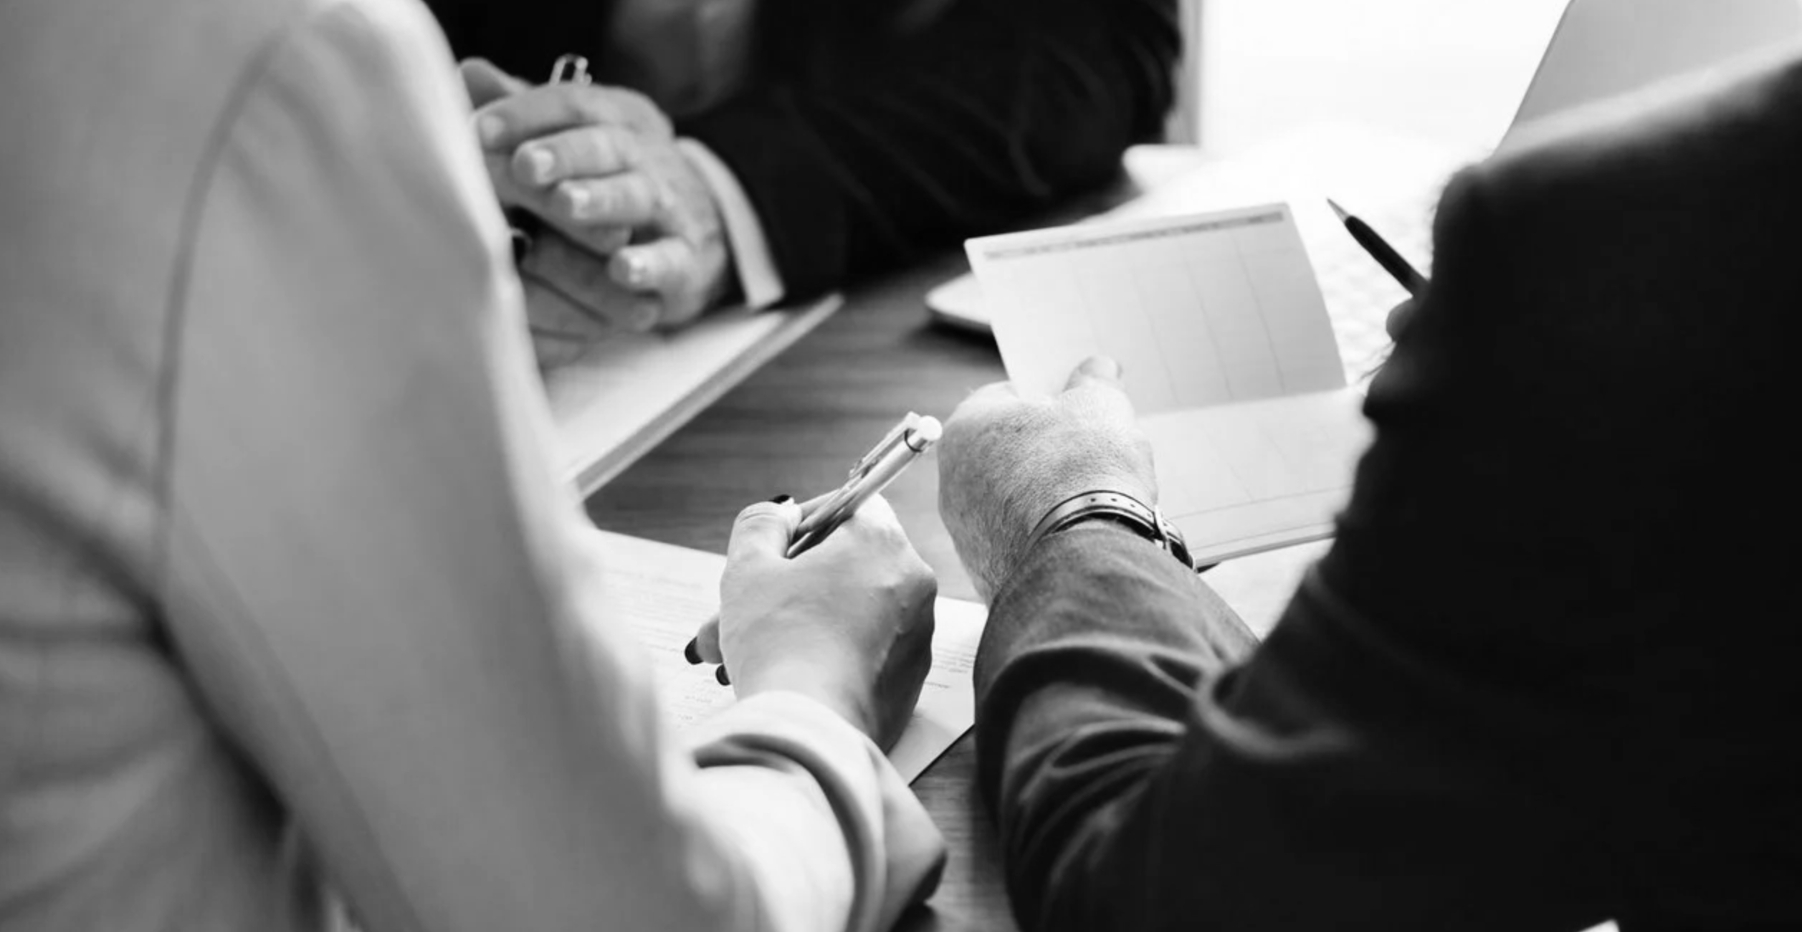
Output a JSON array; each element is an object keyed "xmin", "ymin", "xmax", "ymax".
[
  {"xmin": 425, "ymin": 0, "xmax": 1180, "ymax": 344},
  {"xmin": 0, "ymin": 0, "xmax": 943, "ymax": 928},
  {"xmin": 934, "ymin": 48, "xmax": 1802, "ymax": 931}
]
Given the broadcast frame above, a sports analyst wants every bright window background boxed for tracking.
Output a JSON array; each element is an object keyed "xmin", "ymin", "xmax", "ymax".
[{"xmin": 1197, "ymin": 0, "xmax": 1571, "ymax": 154}]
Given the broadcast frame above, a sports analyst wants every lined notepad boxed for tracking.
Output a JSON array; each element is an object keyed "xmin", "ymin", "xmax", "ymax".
[{"xmin": 966, "ymin": 205, "xmax": 1372, "ymax": 565}]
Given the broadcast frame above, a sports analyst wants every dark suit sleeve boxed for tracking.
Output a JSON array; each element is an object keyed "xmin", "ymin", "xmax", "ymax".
[
  {"xmin": 679, "ymin": 0, "xmax": 1178, "ymax": 299},
  {"xmin": 973, "ymin": 169, "xmax": 1635, "ymax": 932}
]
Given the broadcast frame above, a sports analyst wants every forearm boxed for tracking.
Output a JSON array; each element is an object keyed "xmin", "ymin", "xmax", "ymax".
[
  {"xmin": 680, "ymin": 0, "xmax": 1178, "ymax": 298},
  {"xmin": 975, "ymin": 523, "xmax": 1254, "ymax": 929}
]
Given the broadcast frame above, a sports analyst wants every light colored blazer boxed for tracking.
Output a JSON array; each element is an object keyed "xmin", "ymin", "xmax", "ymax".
[{"xmin": 0, "ymin": 0, "xmax": 941, "ymax": 930}]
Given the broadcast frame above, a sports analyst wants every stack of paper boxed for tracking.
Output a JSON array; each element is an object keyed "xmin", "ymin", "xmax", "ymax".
[
  {"xmin": 966, "ymin": 204, "xmax": 1374, "ymax": 567},
  {"xmin": 583, "ymin": 530, "xmax": 986, "ymax": 783}
]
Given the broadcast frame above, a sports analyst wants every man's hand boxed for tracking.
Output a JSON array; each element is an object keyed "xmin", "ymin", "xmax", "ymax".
[
  {"xmin": 462, "ymin": 59, "xmax": 733, "ymax": 334},
  {"xmin": 693, "ymin": 495, "xmax": 937, "ymax": 751},
  {"xmin": 938, "ymin": 356, "xmax": 1159, "ymax": 602}
]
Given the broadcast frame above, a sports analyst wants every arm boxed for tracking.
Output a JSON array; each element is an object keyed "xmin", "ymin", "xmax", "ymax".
[
  {"xmin": 155, "ymin": 2, "xmax": 937, "ymax": 929},
  {"xmin": 680, "ymin": 0, "xmax": 1179, "ymax": 298},
  {"xmin": 957, "ymin": 173, "xmax": 1621, "ymax": 931}
]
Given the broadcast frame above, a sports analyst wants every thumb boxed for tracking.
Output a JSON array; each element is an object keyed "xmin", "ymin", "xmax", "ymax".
[
  {"xmin": 726, "ymin": 498, "xmax": 804, "ymax": 566},
  {"xmin": 461, "ymin": 58, "xmax": 530, "ymax": 109},
  {"xmin": 1065, "ymin": 355, "xmax": 1124, "ymax": 392}
]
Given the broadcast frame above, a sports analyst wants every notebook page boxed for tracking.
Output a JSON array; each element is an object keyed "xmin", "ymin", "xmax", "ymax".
[
  {"xmin": 581, "ymin": 529, "xmax": 985, "ymax": 783},
  {"xmin": 546, "ymin": 294, "xmax": 842, "ymax": 495},
  {"xmin": 1142, "ymin": 389, "xmax": 1371, "ymax": 566},
  {"xmin": 966, "ymin": 205, "xmax": 1345, "ymax": 414}
]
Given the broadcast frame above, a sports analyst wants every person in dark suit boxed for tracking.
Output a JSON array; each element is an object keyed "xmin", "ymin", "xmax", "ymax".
[
  {"xmin": 934, "ymin": 48, "xmax": 1802, "ymax": 932},
  {"xmin": 424, "ymin": 0, "xmax": 1177, "ymax": 347}
]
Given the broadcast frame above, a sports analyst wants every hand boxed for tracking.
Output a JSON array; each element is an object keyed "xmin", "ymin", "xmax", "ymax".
[
  {"xmin": 691, "ymin": 495, "xmax": 937, "ymax": 750},
  {"xmin": 937, "ymin": 356, "xmax": 1158, "ymax": 602},
  {"xmin": 518, "ymin": 226, "xmax": 670, "ymax": 368},
  {"xmin": 463, "ymin": 59, "xmax": 733, "ymax": 333}
]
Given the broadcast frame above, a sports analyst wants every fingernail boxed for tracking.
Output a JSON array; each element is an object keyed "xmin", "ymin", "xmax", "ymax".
[
  {"xmin": 525, "ymin": 147, "xmax": 554, "ymax": 183},
  {"xmin": 618, "ymin": 255, "xmax": 647, "ymax": 287},
  {"xmin": 715, "ymin": 666, "xmax": 731, "ymax": 686},
  {"xmin": 477, "ymin": 114, "xmax": 505, "ymax": 147},
  {"xmin": 683, "ymin": 638, "xmax": 701, "ymax": 664},
  {"xmin": 562, "ymin": 185, "xmax": 590, "ymax": 216},
  {"xmin": 769, "ymin": 494, "xmax": 793, "ymax": 504}
]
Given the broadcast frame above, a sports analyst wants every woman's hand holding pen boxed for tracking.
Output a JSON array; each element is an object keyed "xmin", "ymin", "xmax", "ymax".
[{"xmin": 691, "ymin": 494, "xmax": 937, "ymax": 751}]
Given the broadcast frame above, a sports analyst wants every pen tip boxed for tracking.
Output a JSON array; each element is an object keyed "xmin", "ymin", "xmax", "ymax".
[{"xmin": 1327, "ymin": 199, "xmax": 1350, "ymax": 221}]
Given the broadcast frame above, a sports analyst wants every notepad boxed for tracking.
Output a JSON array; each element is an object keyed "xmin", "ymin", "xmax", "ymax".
[
  {"xmin": 965, "ymin": 205, "xmax": 1373, "ymax": 566},
  {"xmin": 546, "ymin": 294, "xmax": 842, "ymax": 495},
  {"xmin": 583, "ymin": 529, "xmax": 985, "ymax": 783}
]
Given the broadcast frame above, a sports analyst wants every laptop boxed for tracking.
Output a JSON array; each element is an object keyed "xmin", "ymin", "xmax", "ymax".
[{"xmin": 927, "ymin": 0, "xmax": 1802, "ymax": 335}]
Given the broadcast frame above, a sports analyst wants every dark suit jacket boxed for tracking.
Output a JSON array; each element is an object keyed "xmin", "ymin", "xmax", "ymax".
[
  {"xmin": 974, "ymin": 50, "xmax": 1802, "ymax": 932},
  {"xmin": 424, "ymin": 0, "xmax": 1177, "ymax": 300}
]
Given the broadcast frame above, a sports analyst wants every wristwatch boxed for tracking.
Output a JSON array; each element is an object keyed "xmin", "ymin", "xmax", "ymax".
[{"xmin": 1024, "ymin": 490, "xmax": 1195, "ymax": 571}]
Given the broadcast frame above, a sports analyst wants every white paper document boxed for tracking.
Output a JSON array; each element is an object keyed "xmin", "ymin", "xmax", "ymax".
[
  {"xmin": 583, "ymin": 529, "xmax": 985, "ymax": 783},
  {"xmin": 546, "ymin": 294, "xmax": 842, "ymax": 495},
  {"xmin": 966, "ymin": 205, "xmax": 1373, "ymax": 566},
  {"xmin": 929, "ymin": 123, "xmax": 1456, "ymax": 377}
]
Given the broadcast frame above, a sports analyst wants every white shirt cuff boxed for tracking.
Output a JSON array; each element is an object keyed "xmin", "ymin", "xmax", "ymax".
[
  {"xmin": 677, "ymin": 138, "xmax": 786, "ymax": 310},
  {"xmin": 688, "ymin": 691, "xmax": 947, "ymax": 932}
]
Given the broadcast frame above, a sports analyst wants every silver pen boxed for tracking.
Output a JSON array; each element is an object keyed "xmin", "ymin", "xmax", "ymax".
[{"xmin": 787, "ymin": 412, "xmax": 942, "ymax": 558}]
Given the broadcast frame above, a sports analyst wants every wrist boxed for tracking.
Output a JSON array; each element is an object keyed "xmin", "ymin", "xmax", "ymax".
[
  {"xmin": 1026, "ymin": 489, "xmax": 1194, "ymax": 569},
  {"xmin": 735, "ymin": 662, "xmax": 876, "ymax": 741}
]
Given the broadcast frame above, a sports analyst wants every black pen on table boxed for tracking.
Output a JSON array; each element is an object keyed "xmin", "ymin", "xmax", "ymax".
[
  {"xmin": 684, "ymin": 412, "xmax": 943, "ymax": 682},
  {"xmin": 1329, "ymin": 198, "xmax": 1428, "ymax": 296}
]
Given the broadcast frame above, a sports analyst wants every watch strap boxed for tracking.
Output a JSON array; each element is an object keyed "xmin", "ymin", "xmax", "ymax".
[{"xmin": 1024, "ymin": 490, "xmax": 1195, "ymax": 570}]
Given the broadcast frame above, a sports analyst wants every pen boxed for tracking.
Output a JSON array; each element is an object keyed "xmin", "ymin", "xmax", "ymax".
[
  {"xmin": 509, "ymin": 55, "xmax": 593, "ymax": 260},
  {"xmin": 683, "ymin": 412, "xmax": 941, "ymax": 681},
  {"xmin": 1329, "ymin": 198, "xmax": 1428, "ymax": 296},
  {"xmin": 787, "ymin": 413, "xmax": 942, "ymax": 557}
]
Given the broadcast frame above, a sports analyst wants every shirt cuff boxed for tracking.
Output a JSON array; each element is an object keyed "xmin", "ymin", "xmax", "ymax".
[
  {"xmin": 688, "ymin": 691, "xmax": 947, "ymax": 932},
  {"xmin": 677, "ymin": 138, "xmax": 786, "ymax": 310}
]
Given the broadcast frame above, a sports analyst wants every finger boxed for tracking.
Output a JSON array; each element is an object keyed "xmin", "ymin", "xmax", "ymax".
[
  {"xmin": 794, "ymin": 491, "xmax": 835, "ymax": 520},
  {"xmin": 460, "ymin": 58, "xmax": 529, "ymax": 109},
  {"xmin": 1065, "ymin": 355, "xmax": 1124, "ymax": 391},
  {"xmin": 725, "ymin": 498, "xmax": 805, "ymax": 566},
  {"xmin": 1061, "ymin": 354, "xmax": 1136, "ymax": 420},
  {"xmin": 510, "ymin": 126, "xmax": 641, "ymax": 188},
  {"xmin": 689, "ymin": 615, "xmax": 722, "ymax": 665},
  {"xmin": 549, "ymin": 174, "xmax": 663, "ymax": 228},
  {"xmin": 520, "ymin": 232, "xmax": 662, "ymax": 332},
  {"xmin": 475, "ymin": 84, "xmax": 668, "ymax": 153},
  {"xmin": 608, "ymin": 237, "xmax": 695, "ymax": 295},
  {"xmin": 837, "ymin": 492, "xmax": 902, "ymax": 536}
]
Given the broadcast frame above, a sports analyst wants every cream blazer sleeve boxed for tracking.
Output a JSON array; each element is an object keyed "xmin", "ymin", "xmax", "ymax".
[{"xmin": 153, "ymin": 1, "xmax": 943, "ymax": 930}]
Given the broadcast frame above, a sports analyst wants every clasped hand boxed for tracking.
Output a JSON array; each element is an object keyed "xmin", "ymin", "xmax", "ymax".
[{"xmin": 463, "ymin": 59, "xmax": 732, "ymax": 358}]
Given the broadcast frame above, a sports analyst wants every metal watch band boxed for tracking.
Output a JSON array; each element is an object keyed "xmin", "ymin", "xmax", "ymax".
[{"xmin": 1023, "ymin": 490, "xmax": 1195, "ymax": 570}]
